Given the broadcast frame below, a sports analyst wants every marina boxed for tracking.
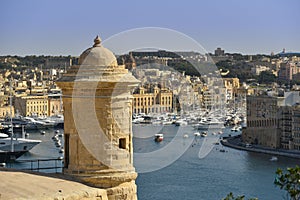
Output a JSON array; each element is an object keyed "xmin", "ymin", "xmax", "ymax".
[
  {"xmin": 1, "ymin": 113, "xmax": 299, "ymax": 199},
  {"xmin": 0, "ymin": 106, "xmax": 246, "ymax": 166},
  {"xmin": 0, "ymin": 76, "xmax": 298, "ymax": 199}
]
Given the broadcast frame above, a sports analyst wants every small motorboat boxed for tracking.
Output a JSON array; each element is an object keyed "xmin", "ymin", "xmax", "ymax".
[
  {"xmin": 154, "ymin": 133, "xmax": 163, "ymax": 142},
  {"xmin": 55, "ymin": 141, "xmax": 61, "ymax": 147},
  {"xmin": 52, "ymin": 135, "xmax": 59, "ymax": 141},
  {"xmin": 231, "ymin": 126, "xmax": 238, "ymax": 132},
  {"xmin": 201, "ymin": 132, "xmax": 207, "ymax": 137},
  {"xmin": 174, "ymin": 119, "xmax": 188, "ymax": 126},
  {"xmin": 270, "ymin": 156, "xmax": 278, "ymax": 161},
  {"xmin": 0, "ymin": 133, "xmax": 9, "ymax": 138},
  {"xmin": 194, "ymin": 132, "xmax": 201, "ymax": 137},
  {"xmin": 59, "ymin": 148, "xmax": 64, "ymax": 154}
]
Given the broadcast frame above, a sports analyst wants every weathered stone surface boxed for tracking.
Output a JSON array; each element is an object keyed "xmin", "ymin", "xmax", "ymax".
[
  {"xmin": 0, "ymin": 170, "xmax": 108, "ymax": 200},
  {"xmin": 106, "ymin": 181, "xmax": 137, "ymax": 200},
  {"xmin": 73, "ymin": 171, "xmax": 138, "ymax": 189},
  {"xmin": 56, "ymin": 37, "xmax": 139, "ymax": 199}
]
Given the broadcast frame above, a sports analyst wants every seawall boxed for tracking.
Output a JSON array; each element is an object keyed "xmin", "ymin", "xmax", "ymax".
[{"xmin": 221, "ymin": 136, "xmax": 300, "ymax": 159}]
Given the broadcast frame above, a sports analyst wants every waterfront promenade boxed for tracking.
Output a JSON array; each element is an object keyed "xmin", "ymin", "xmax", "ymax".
[
  {"xmin": 0, "ymin": 168, "xmax": 108, "ymax": 200},
  {"xmin": 221, "ymin": 135, "xmax": 300, "ymax": 159}
]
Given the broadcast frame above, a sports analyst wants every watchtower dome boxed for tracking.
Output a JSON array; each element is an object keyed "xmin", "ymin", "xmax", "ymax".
[{"xmin": 57, "ymin": 36, "xmax": 139, "ymax": 199}]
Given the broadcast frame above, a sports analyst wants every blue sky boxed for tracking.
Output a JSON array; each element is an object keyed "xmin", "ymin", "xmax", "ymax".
[{"xmin": 0, "ymin": 0, "xmax": 299, "ymax": 56}]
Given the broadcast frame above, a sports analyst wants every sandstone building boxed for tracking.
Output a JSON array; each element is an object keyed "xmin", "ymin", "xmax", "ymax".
[
  {"xmin": 14, "ymin": 94, "xmax": 62, "ymax": 117},
  {"xmin": 243, "ymin": 95, "xmax": 281, "ymax": 148},
  {"xmin": 223, "ymin": 77, "xmax": 240, "ymax": 100},
  {"xmin": 14, "ymin": 95, "xmax": 49, "ymax": 117},
  {"xmin": 132, "ymin": 84, "xmax": 173, "ymax": 114},
  {"xmin": 243, "ymin": 91, "xmax": 300, "ymax": 150}
]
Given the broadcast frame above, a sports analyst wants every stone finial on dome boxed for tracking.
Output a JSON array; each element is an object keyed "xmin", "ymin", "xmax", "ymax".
[{"xmin": 93, "ymin": 35, "xmax": 102, "ymax": 47}]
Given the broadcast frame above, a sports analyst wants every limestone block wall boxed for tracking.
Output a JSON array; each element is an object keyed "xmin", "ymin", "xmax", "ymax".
[
  {"xmin": 60, "ymin": 83, "xmax": 134, "ymax": 172},
  {"xmin": 56, "ymin": 37, "xmax": 139, "ymax": 199},
  {"xmin": 242, "ymin": 127, "xmax": 280, "ymax": 148}
]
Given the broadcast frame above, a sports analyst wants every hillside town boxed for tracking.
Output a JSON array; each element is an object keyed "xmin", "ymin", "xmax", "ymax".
[{"xmin": 0, "ymin": 48, "xmax": 299, "ymax": 153}]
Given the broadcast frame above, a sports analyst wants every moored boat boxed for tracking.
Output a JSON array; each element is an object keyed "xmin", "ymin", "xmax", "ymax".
[
  {"xmin": 175, "ymin": 119, "xmax": 188, "ymax": 126},
  {"xmin": 0, "ymin": 85, "xmax": 42, "ymax": 163},
  {"xmin": 154, "ymin": 133, "xmax": 164, "ymax": 142},
  {"xmin": 0, "ymin": 132, "xmax": 41, "ymax": 163},
  {"xmin": 194, "ymin": 132, "xmax": 201, "ymax": 136},
  {"xmin": 201, "ymin": 132, "xmax": 207, "ymax": 137},
  {"xmin": 195, "ymin": 118, "xmax": 224, "ymax": 130}
]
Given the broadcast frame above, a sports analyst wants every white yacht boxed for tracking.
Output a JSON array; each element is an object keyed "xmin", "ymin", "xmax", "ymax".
[
  {"xmin": 195, "ymin": 118, "xmax": 224, "ymax": 130},
  {"xmin": 25, "ymin": 116, "xmax": 60, "ymax": 129},
  {"xmin": 0, "ymin": 85, "xmax": 41, "ymax": 162},
  {"xmin": 0, "ymin": 132, "xmax": 41, "ymax": 162},
  {"xmin": 174, "ymin": 119, "xmax": 188, "ymax": 126},
  {"xmin": 0, "ymin": 137, "xmax": 41, "ymax": 152}
]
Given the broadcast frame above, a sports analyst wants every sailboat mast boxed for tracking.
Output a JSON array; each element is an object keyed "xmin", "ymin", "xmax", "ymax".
[
  {"xmin": 60, "ymin": 93, "xmax": 63, "ymax": 113},
  {"xmin": 42, "ymin": 65, "xmax": 47, "ymax": 117},
  {"xmin": 9, "ymin": 79, "xmax": 14, "ymax": 152}
]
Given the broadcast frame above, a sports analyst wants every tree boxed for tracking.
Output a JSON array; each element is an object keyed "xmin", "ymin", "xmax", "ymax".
[
  {"xmin": 257, "ymin": 71, "xmax": 277, "ymax": 84},
  {"xmin": 223, "ymin": 192, "xmax": 258, "ymax": 200},
  {"xmin": 274, "ymin": 165, "xmax": 300, "ymax": 200}
]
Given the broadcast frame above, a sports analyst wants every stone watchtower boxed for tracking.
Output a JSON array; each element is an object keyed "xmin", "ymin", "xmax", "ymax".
[{"xmin": 57, "ymin": 36, "xmax": 139, "ymax": 199}]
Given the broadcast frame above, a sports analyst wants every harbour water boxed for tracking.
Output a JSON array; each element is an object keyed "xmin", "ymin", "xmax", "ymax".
[
  {"xmin": 133, "ymin": 125, "xmax": 300, "ymax": 200},
  {"xmin": 4, "ymin": 125, "xmax": 300, "ymax": 199}
]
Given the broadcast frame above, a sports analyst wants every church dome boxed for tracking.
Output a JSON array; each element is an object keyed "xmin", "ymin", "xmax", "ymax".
[{"xmin": 78, "ymin": 36, "xmax": 118, "ymax": 67}]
